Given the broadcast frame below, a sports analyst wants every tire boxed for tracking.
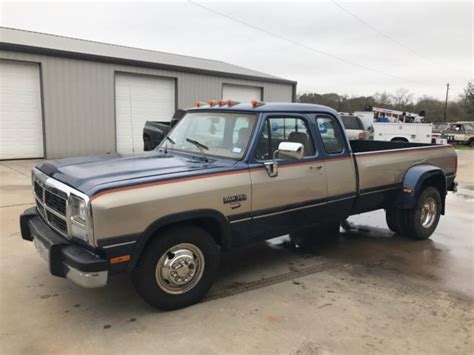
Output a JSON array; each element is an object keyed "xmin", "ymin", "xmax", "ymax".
[
  {"xmin": 132, "ymin": 225, "xmax": 220, "ymax": 310},
  {"xmin": 290, "ymin": 222, "xmax": 340, "ymax": 246},
  {"xmin": 391, "ymin": 138, "xmax": 409, "ymax": 143},
  {"xmin": 385, "ymin": 208, "xmax": 400, "ymax": 234},
  {"xmin": 398, "ymin": 186, "xmax": 441, "ymax": 240},
  {"xmin": 468, "ymin": 139, "xmax": 474, "ymax": 147}
]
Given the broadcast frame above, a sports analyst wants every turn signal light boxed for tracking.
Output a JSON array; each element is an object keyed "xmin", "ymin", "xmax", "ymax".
[{"xmin": 110, "ymin": 255, "xmax": 130, "ymax": 264}]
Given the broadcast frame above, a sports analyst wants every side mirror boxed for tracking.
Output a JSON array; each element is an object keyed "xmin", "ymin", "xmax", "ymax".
[{"xmin": 277, "ymin": 142, "xmax": 304, "ymax": 160}]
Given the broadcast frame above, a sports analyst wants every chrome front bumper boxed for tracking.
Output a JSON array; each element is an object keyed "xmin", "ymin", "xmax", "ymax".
[
  {"xmin": 64, "ymin": 265, "xmax": 108, "ymax": 288},
  {"xmin": 21, "ymin": 207, "xmax": 108, "ymax": 288}
]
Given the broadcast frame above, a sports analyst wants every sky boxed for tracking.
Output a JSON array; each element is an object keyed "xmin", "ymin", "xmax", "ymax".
[{"xmin": 0, "ymin": 0, "xmax": 472, "ymax": 101}]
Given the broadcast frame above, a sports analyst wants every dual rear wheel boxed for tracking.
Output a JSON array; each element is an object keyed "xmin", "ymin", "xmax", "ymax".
[{"xmin": 385, "ymin": 186, "xmax": 442, "ymax": 240}]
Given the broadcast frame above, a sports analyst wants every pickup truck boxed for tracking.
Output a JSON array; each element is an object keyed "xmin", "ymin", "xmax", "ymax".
[
  {"xmin": 444, "ymin": 121, "xmax": 474, "ymax": 146},
  {"xmin": 20, "ymin": 102, "xmax": 457, "ymax": 310},
  {"xmin": 143, "ymin": 109, "xmax": 186, "ymax": 151}
]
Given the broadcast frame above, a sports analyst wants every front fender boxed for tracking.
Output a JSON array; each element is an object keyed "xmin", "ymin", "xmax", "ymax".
[
  {"xmin": 128, "ymin": 209, "xmax": 231, "ymax": 270},
  {"xmin": 397, "ymin": 164, "xmax": 447, "ymax": 211}
]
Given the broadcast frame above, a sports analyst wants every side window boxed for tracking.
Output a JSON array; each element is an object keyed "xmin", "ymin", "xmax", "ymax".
[
  {"xmin": 316, "ymin": 116, "xmax": 344, "ymax": 154},
  {"xmin": 255, "ymin": 117, "xmax": 315, "ymax": 160}
]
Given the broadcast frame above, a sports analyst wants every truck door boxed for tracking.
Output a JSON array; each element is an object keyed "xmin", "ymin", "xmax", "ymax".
[{"xmin": 248, "ymin": 113, "xmax": 328, "ymax": 240}]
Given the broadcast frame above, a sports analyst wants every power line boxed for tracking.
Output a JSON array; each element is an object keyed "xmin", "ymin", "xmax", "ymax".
[
  {"xmin": 188, "ymin": 0, "xmax": 424, "ymax": 86},
  {"xmin": 330, "ymin": 0, "xmax": 433, "ymax": 64}
]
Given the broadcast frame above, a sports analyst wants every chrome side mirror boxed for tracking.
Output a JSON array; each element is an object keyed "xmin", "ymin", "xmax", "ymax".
[
  {"xmin": 263, "ymin": 142, "xmax": 304, "ymax": 178},
  {"xmin": 277, "ymin": 142, "xmax": 304, "ymax": 160}
]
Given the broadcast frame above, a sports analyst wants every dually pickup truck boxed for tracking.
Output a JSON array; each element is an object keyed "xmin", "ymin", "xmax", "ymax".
[{"xmin": 20, "ymin": 102, "xmax": 457, "ymax": 310}]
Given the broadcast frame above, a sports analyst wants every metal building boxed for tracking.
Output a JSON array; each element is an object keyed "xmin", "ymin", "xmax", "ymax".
[{"xmin": 0, "ymin": 27, "xmax": 296, "ymax": 159}]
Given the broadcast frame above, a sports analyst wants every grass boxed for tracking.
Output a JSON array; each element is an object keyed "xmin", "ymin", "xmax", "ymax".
[{"xmin": 454, "ymin": 144, "xmax": 473, "ymax": 150}]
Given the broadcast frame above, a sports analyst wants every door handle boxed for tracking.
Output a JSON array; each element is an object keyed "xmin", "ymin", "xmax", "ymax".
[{"xmin": 309, "ymin": 165, "xmax": 323, "ymax": 170}]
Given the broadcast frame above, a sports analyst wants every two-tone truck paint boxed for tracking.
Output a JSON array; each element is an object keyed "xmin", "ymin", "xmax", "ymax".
[{"xmin": 20, "ymin": 103, "xmax": 457, "ymax": 310}]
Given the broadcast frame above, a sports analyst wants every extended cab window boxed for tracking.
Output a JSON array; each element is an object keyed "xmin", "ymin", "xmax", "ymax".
[
  {"xmin": 316, "ymin": 116, "xmax": 344, "ymax": 154},
  {"xmin": 341, "ymin": 116, "xmax": 363, "ymax": 130},
  {"xmin": 255, "ymin": 117, "xmax": 315, "ymax": 160}
]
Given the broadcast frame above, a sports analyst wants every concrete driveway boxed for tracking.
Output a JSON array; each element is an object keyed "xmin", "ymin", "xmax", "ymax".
[{"xmin": 0, "ymin": 152, "xmax": 473, "ymax": 354}]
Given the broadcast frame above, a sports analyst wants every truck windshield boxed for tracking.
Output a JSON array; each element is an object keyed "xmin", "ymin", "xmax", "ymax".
[{"xmin": 162, "ymin": 112, "xmax": 257, "ymax": 159}]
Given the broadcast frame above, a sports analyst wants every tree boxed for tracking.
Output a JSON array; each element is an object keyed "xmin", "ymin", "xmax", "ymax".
[
  {"xmin": 461, "ymin": 80, "xmax": 474, "ymax": 116},
  {"xmin": 415, "ymin": 96, "xmax": 446, "ymax": 122},
  {"xmin": 373, "ymin": 92, "xmax": 393, "ymax": 107},
  {"xmin": 298, "ymin": 89, "xmax": 472, "ymax": 121},
  {"xmin": 391, "ymin": 88, "xmax": 414, "ymax": 111}
]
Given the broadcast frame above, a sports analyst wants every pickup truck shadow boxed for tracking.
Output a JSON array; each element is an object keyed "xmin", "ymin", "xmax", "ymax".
[
  {"xmin": 206, "ymin": 221, "xmax": 445, "ymax": 302},
  {"xmin": 52, "ymin": 222, "xmax": 444, "ymax": 318}
]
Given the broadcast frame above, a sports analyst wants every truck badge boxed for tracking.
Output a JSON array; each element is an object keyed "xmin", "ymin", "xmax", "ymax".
[{"xmin": 223, "ymin": 194, "xmax": 247, "ymax": 204}]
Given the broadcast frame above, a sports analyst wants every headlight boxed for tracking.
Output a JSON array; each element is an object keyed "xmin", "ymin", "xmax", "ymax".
[{"xmin": 69, "ymin": 195, "xmax": 90, "ymax": 242}]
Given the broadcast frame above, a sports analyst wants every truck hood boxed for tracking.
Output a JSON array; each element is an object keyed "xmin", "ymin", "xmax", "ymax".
[{"xmin": 37, "ymin": 151, "xmax": 233, "ymax": 195}]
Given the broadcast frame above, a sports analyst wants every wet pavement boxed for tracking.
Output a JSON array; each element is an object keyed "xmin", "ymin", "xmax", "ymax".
[{"xmin": 0, "ymin": 151, "xmax": 473, "ymax": 354}]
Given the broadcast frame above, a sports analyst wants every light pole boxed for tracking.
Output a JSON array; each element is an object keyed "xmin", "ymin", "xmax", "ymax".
[{"xmin": 444, "ymin": 83, "xmax": 449, "ymax": 122}]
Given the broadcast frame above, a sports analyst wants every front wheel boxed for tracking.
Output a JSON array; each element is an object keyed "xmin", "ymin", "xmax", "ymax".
[
  {"xmin": 398, "ymin": 187, "xmax": 442, "ymax": 240},
  {"xmin": 132, "ymin": 225, "xmax": 220, "ymax": 310}
]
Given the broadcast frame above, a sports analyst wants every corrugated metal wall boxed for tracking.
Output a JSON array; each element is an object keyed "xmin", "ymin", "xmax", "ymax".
[{"xmin": 0, "ymin": 50, "xmax": 293, "ymax": 158}]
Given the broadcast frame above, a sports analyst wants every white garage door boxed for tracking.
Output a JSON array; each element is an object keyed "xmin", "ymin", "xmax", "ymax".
[
  {"xmin": 222, "ymin": 84, "xmax": 262, "ymax": 102},
  {"xmin": 115, "ymin": 73, "xmax": 175, "ymax": 154},
  {"xmin": 0, "ymin": 61, "xmax": 44, "ymax": 159}
]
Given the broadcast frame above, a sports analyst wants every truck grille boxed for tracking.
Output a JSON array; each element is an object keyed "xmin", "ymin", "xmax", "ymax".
[
  {"xmin": 34, "ymin": 181, "xmax": 44, "ymax": 200},
  {"xmin": 33, "ymin": 171, "xmax": 69, "ymax": 237},
  {"xmin": 47, "ymin": 211, "xmax": 68, "ymax": 233},
  {"xmin": 45, "ymin": 190, "xmax": 67, "ymax": 214}
]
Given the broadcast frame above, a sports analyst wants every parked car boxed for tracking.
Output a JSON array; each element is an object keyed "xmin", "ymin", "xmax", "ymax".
[
  {"xmin": 143, "ymin": 109, "xmax": 186, "ymax": 151},
  {"xmin": 340, "ymin": 114, "xmax": 374, "ymax": 140},
  {"xmin": 21, "ymin": 102, "xmax": 457, "ymax": 310},
  {"xmin": 431, "ymin": 123, "xmax": 450, "ymax": 144},
  {"xmin": 444, "ymin": 121, "xmax": 474, "ymax": 146}
]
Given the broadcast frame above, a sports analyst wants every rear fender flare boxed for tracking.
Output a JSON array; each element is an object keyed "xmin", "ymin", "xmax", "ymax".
[
  {"xmin": 128, "ymin": 209, "xmax": 231, "ymax": 270},
  {"xmin": 397, "ymin": 164, "xmax": 447, "ymax": 212}
]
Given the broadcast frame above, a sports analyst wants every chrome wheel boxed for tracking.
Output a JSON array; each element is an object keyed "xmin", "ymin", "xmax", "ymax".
[
  {"xmin": 420, "ymin": 197, "xmax": 437, "ymax": 228},
  {"xmin": 155, "ymin": 243, "xmax": 205, "ymax": 295}
]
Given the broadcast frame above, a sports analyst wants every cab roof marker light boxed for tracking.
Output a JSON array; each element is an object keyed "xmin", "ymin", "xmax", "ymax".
[
  {"xmin": 251, "ymin": 100, "xmax": 265, "ymax": 108},
  {"xmin": 194, "ymin": 101, "xmax": 207, "ymax": 108},
  {"xmin": 226, "ymin": 100, "xmax": 240, "ymax": 107},
  {"xmin": 207, "ymin": 99, "xmax": 217, "ymax": 107},
  {"xmin": 217, "ymin": 99, "xmax": 226, "ymax": 107}
]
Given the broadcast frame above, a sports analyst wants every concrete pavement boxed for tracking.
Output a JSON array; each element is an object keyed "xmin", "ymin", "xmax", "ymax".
[{"xmin": 0, "ymin": 152, "xmax": 473, "ymax": 354}]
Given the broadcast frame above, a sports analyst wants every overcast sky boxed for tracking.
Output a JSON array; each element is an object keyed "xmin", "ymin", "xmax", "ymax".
[{"xmin": 1, "ymin": 0, "xmax": 472, "ymax": 101}]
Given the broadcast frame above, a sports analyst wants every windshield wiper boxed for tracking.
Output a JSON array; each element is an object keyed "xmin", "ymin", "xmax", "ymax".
[
  {"xmin": 163, "ymin": 135, "xmax": 175, "ymax": 154},
  {"xmin": 186, "ymin": 138, "xmax": 209, "ymax": 161}
]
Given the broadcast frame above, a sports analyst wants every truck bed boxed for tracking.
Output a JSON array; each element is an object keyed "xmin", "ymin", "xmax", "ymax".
[
  {"xmin": 349, "ymin": 140, "xmax": 432, "ymax": 153},
  {"xmin": 349, "ymin": 140, "xmax": 457, "ymax": 214}
]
